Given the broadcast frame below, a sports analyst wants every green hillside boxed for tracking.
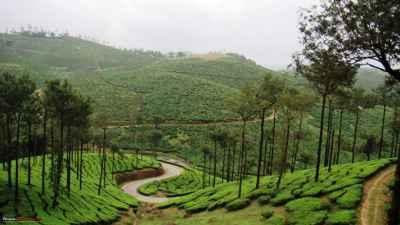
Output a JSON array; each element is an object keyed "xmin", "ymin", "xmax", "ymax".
[
  {"xmin": 0, "ymin": 153, "xmax": 159, "ymax": 225},
  {"xmin": 126, "ymin": 159, "xmax": 394, "ymax": 225},
  {"xmin": 0, "ymin": 34, "xmax": 271, "ymax": 122}
]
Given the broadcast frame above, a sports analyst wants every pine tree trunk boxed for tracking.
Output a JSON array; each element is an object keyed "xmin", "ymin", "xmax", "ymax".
[
  {"xmin": 213, "ymin": 140, "xmax": 217, "ymax": 187},
  {"xmin": 315, "ymin": 94, "xmax": 327, "ymax": 182},
  {"xmin": 27, "ymin": 122, "xmax": 32, "ymax": 185},
  {"xmin": 324, "ymin": 100, "xmax": 333, "ymax": 167},
  {"xmin": 277, "ymin": 117, "xmax": 291, "ymax": 189},
  {"xmin": 263, "ymin": 135, "xmax": 269, "ymax": 176},
  {"xmin": 269, "ymin": 112, "xmax": 277, "ymax": 175},
  {"xmin": 6, "ymin": 114, "xmax": 12, "ymax": 188},
  {"xmin": 256, "ymin": 108, "xmax": 266, "ymax": 188},
  {"xmin": 202, "ymin": 152, "xmax": 206, "ymax": 188},
  {"xmin": 379, "ymin": 104, "xmax": 386, "ymax": 159},
  {"xmin": 222, "ymin": 146, "xmax": 226, "ymax": 182},
  {"xmin": 328, "ymin": 128, "xmax": 335, "ymax": 172},
  {"xmin": 231, "ymin": 143, "xmax": 237, "ymax": 181},
  {"xmin": 238, "ymin": 120, "xmax": 246, "ymax": 198},
  {"xmin": 336, "ymin": 110, "xmax": 343, "ymax": 165},
  {"xmin": 291, "ymin": 115, "xmax": 303, "ymax": 173},
  {"xmin": 351, "ymin": 111, "xmax": 360, "ymax": 163},
  {"xmin": 226, "ymin": 145, "xmax": 231, "ymax": 182},
  {"xmin": 52, "ymin": 114, "xmax": 64, "ymax": 208},
  {"xmin": 66, "ymin": 126, "xmax": 71, "ymax": 197},
  {"xmin": 14, "ymin": 114, "xmax": 21, "ymax": 201},
  {"xmin": 41, "ymin": 109, "xmax": 47, "ymax": 194},
  {"xmin": 79, "ymin": 140, "xmax": 83, "ymax": 190},
  {"xmin": 102, "ymin": 128, "xmax": 107, "ymax": 188}
]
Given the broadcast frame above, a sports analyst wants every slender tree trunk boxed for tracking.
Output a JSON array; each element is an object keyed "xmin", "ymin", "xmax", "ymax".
[
  {"xmin": 52, "ymin": 114, "xmax": 64, "ymax": 208},
  {"xmin": 336, "ymin": 110, "xmax": 343, "ymax": 165},
  {"xmin": 291, "ymin": 115, "xmax": 303, "ymax": 173},
  {"xmin": 269, "ymin": 112, "xmax": 277, "ymax": 175},
  {"xmin": 263, "ymin": 135, "xmax": 269, "ymax": 176},
  {"xmin": 221, "ymin": 146, "xmax": 226, "ymax": 182},
  {"xmin": 41, "ymin": 109, "xmax": 47, "ymax": 194},
  {"xmin": 379, "ymin": 104, "xmax": 386, "ymax": 159},
  {"xmin": 351, "ymin": 111, "xmax": 360, "ymax": 163},
  {"xmin": 328, "ymin": 128, "xmax": 335, "ymax": 172},
  {"xmin": 226, "ymin": 145, "xmax": 231, "ymax": 182},
  {"xmin": 213, "ymin": 140, "xmax": 217, "ymax": 187},
  {"xmin": 202, "ymin": 152, "xmax": 206, "ymax": 188},
  {"xmin": 50, "ymin": 120, "xmax": 54, "ymax": 182},
  {"xmin": 324, "ymin": 100, "xmax": 333, "ymax": 167},
  {"xmin": 315, "ymin": 94, "xmax": 327, "ymax": 182},
  {"xmin": 27, "ymin": 122, "xmax": 32, "ymax": 185},
  {"xmin": 256, "ymin": 108, "xmax": 266, "ymax": 188},
  {"xmin": 66, "ymin": 126, "xmax": 71, "ymax": 197},
  {"xmin": 238, "ymin": 120, "xmax": 246, "ymax": 198},
  {"xmin": 277, "ymin": 117, "xmax": 291, "ymax": 189},
  {"xmin": 14, "ymin": 114, "xmax": 21, "ymax": 201},
  {"xmin": 79, "ymin": 140, "xmax": 84, "ymax": 190},
  {"xmin": 102, "ymin": 128, "xmax": 107, "ymax": 188},
  {"xmin": 231, "ymin": 143, "xmax": 237, "ymax": 181},
  {"xmin": 208, "ymin": 154, "xmax": 212, "ymax": 185},
  {"xmin": 6, "ymin": 114, "xmax": 12, "ymax": 188}
]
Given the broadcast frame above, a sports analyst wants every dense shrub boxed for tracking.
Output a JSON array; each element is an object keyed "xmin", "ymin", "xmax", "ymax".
[
  {"xmin": 225, "ymin": 198, "xmax": 250, "ymax": 211},
  {"xmin": 336, "ymin": 184, "xmax": 363, "ymax": 209},
  {"xmin": 261, "ymin": 207, "xmax": 274, "ymax": 219},
  {"xmin": 326, "ymin": 210, "xmax": 356, "ymax": 225},
  {"xmin": 257, "ymin": 195, "xmax": 271, "ymax": 205}
]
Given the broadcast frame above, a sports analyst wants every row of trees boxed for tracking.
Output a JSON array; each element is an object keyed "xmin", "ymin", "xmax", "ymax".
[
  {"xmin": 296, "ymin": 1, "xmax": 400, "ymax": 224},
  {"xmin": 199, "ymin": 70, "xmax": 400, "ymax": 198},
  {"xmin": 0, "ymin": 70, "xmax": 98, "ymax": 207}
]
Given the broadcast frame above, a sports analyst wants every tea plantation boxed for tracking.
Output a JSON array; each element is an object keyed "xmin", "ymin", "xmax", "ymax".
[
  {"xmin": 0, "ymin": 153, "xmax": 159, "ymax": 225},
  {"xmin": 135, "ymin": 159, "xmax": 394, "ymax": 225}
]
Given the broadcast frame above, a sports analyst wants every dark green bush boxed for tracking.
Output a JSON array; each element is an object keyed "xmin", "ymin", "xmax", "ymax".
[
  {"xmin": 336, "ymin": 184, "xmax": 362, "ymax": 209},
  {"xmin": 257, "ymin": 195, "xmax": 271, "ymax": 205},
  {"xmin": 261, "ymin": 207, "xmax": 274, "ymax": 219},
  {"xmin": 265, "ymin": 215, "xmax": 285, "ymax": 225},
  {"xmin": 225, "ymin": 198, "xmax": 250, "ymax": 211},
  {"xmin": 326, "ymin": 210, "xmax": 356, "ymax": 225}
]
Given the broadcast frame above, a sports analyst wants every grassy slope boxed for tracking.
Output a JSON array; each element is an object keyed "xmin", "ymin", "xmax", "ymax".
[
  {"xmin": 0, "ymin": 153, "xmax": 159, "ymax": 225},
  {"xmin": 138, "ymin": 168, "xmax": 222, "ymax": 197},
  {"xmin": 135, "ymin": 159, "xmax": 394, "ymax": 225}
]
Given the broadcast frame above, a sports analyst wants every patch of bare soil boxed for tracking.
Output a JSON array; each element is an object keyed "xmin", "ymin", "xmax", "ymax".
[{"xmin": 359, "ymin": 165, "xmax": 395, "ymax": 225}]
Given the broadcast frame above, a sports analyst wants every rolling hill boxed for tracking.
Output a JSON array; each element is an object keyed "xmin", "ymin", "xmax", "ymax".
[{"xmin": 0, "ymin": 33, "xmax": 387, "ymax": 123}]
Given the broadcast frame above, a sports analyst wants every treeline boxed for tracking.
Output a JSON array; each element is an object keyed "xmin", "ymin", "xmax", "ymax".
[
  {"xmin": 196, "ymin": 69, "xmax": 400, "ymax": 198},
  {"xmin": 0, "ymin": 68, "xmax": 116, "ymax": 207}
]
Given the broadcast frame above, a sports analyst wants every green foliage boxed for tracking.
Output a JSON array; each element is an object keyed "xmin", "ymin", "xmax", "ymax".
[
  {"xmin": 0, "ymin": 153, "xmax": 159, "ymax": 225},
  {"xmin": 285, "ymin": 197, "xmax": 329, "ymax": 212},
  {"xmin": 265, "ymin": 215, "xmax": 286, "ymax": 225},
  {"xmin": 225, "ymin": 198, "xmax": 250, "ymax": 211},
  {"xmin": 261, "ymin": 207, "xmax": 274, "ymax": 219},
  {"xmin": 257, "ymin": 195, "xmax": 271, "ymax": 205},
  {"xmin": 325, "ymin": 210, "xmax": 356, "ymax": 225},
  {"xmin": 335, "ymin": 184, "xmax": 363, "ymax": 209},
  {"xmin": 139, "ymin": 169, "xmax": 219, "ymax": 197}
]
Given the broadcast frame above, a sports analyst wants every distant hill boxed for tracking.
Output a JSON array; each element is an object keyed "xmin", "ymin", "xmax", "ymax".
[{"xmin": 0, "ymin": 33, "xmax": 270, "ymax": 122}]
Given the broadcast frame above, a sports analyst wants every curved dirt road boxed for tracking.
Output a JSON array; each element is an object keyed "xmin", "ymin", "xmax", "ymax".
[
  {"xmin": 122, "ymin": 162, "xmax": 184, "ymax": 203},
  {"xmin": 359, "ymin": 165, "xmax": 395, "ymax": 225}
]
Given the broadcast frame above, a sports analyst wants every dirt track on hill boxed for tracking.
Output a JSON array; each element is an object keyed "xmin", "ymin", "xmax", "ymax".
[
  {"xmin": 121, "ymin": 162, "xmax": 184, "ymax": 203},
  {"xmin": 359, "ymin": 165, "xmax": 395, "ymax": 225}
]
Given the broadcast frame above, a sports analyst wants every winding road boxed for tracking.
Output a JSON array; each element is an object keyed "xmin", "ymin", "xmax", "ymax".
[
  {"xmin": 121, "ymin": 162, "xmax": 184, "ymax": 203},
  {"xmin": 359, "ymin": 165, "xmax": 396, "ymax": 225}
]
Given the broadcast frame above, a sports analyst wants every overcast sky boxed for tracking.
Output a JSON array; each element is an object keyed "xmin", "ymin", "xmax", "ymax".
[{"xmin": 0, "ymin": 0, "xmax": 318, "ymax": 69}]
